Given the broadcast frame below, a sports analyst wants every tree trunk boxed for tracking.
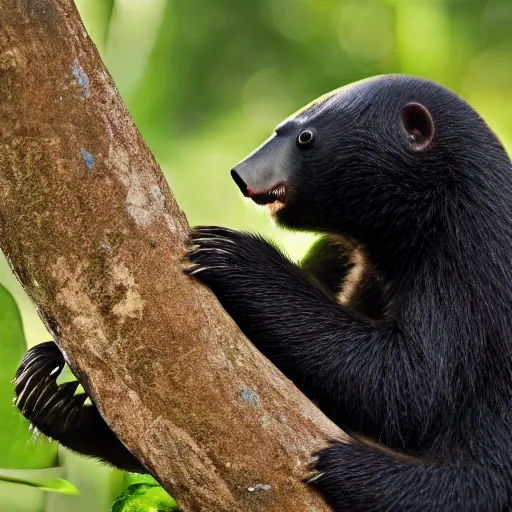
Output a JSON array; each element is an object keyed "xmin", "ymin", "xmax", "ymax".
[{"xmin": 0, "ymin": 1, "xmax": 346, "ymax": 510}]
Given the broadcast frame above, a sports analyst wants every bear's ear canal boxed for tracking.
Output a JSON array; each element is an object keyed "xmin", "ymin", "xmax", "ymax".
[{"xmin": 401, "ymin": 102, "xmax": 435, "ymax": 152}]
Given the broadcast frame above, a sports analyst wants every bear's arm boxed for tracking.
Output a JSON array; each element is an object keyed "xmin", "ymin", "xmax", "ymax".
[
  {"xmin": 14, "ymin": 342, "xmax": 146, "ymax": 473},
  {"xmin": 186, "ymin": 227, "xmax": 420, "ymax": 432}
]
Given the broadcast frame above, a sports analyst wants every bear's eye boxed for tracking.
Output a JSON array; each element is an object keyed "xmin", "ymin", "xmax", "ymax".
[{"xmin": 297, "ymin": 129, "xmax": 315, "ymax": 147}]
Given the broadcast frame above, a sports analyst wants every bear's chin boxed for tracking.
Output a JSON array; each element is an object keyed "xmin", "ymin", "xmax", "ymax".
[
  {"xmin": 272, "ymin": 205, "xmax": 307, "ymax": 230},
  {"xmin": 266, "ymin": 201, "xmax": 286, "ymax": 217}
]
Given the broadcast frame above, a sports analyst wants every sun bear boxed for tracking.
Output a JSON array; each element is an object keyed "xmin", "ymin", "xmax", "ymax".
[{"xmin": 15, "ymin": 75, "xmax": 512, "ymax": 511}]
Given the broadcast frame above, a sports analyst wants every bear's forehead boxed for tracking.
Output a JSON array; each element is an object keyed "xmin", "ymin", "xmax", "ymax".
[
  {"xmin": 291, "ymin": 88, "xmax": 343, "ymax": 119},
  {"xmin": 282, "ymin": 77, "xmax": 382, "ymax": 126},
  {"xmin": 282, "ymin": 75, "xmax": 442, "ymax": 127},
  {"xmin": 274, "ymin": 75, "xmax": 452, "ymax": 135},
  {"xmin": 275, "ymin": 91, "xmax": 341, "ymax": 132}
]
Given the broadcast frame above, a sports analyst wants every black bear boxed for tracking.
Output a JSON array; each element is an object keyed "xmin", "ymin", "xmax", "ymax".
[{"xmin": 15, "ymin": 75, "xmax": 512, "ymax": 511}]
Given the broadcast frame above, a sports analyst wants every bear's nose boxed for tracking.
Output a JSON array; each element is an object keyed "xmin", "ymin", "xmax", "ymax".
[{"xmin": 231, "ymin": 168, "xmax": 250, "ymax": 197}]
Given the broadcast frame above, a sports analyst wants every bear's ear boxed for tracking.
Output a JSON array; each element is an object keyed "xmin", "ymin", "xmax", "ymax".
[{"xmin": 401, "ymin": 102, "xmax": 434, "ymax": 152}]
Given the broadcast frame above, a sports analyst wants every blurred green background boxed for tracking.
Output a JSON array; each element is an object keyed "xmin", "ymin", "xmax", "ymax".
[{"xmin": 0, "ymin": 0, "xmax": 511, "ymax": 510}]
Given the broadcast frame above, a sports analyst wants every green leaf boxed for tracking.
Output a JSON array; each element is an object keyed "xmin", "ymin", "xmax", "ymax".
[
  {"xmin": 112, "ymin": 476, "xmax": 178, "ymax": 512},
  {"xmin": 0, "ymin": 285, "xmax": 57, "ymax": 468},
  {"xmin": 46, "ymin": 449, "xmax": 125, "ymax": 512},
  {"xmin": 0, "ymin": 468, "xmax": 78, "ymax": 495},
  {"xmin": 122, "ymin": 474, "xmax": 160, "ymax": 489}
]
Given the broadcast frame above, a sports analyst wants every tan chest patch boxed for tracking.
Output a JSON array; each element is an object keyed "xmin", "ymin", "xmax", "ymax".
[{"xmin": 337, "ymin": 244, "xmax": 369, "ymax": 306}]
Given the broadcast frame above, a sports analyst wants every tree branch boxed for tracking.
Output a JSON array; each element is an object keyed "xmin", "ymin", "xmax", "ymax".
[{"xmin": 0, "ymin": 1, "xmax": 346, "ymax": 510}]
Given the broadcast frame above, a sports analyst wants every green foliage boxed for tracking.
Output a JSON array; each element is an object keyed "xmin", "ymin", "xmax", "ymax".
[
  {"xmin": 0, "ymin": 285, "xmax": 57, "ymax": 469},
  {"xmin": 0, "ymin": 469, "xmax": 79, "ymax": 495},
  {"xmin": 45, "ymin": 451, "xmax": 125, "ymax": 512},
  {"xmin": 0, "ymin": 468, "xmax": 76, "ymax": 512},
  {"xmin": 112, "ymin": 475, "xmax": 177, "ymax": 512}
]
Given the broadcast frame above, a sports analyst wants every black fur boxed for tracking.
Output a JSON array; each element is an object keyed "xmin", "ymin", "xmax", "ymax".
[
  {"xmin": 186, "ymin": 75, "xmax": 512, "ymax": 511},
  {"xmin": 302, "ymin": 236, "xmax": 385, "ymax": 319},
  {"xmin": 14, "ymin": 342, "xmax": 144, "ymax": 473},
  {"xmin": 13, "ymin": 74, "xmax": 512, "ymax": 510}
]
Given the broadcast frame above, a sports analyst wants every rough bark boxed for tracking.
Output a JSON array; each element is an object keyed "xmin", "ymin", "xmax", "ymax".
[{"xmin": 0, "ymin": 1, "xmax": 346, "ymax": 510}]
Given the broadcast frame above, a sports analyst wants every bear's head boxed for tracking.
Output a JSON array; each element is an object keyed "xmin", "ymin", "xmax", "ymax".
[{"xmin": 231, "ymin": 74, "xmax": 508, "ymax": 254}]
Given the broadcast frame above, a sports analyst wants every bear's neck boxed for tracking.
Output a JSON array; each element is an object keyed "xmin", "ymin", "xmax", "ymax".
[{"xmin": 360, "ymin": 196, "xmax": 512, "ymax": 304}]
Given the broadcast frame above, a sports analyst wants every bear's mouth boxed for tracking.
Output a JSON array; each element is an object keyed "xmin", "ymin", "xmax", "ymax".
[
  {"xmin": 247, "ymin": 183, "xmax": 288, "ymax": 216},
  {"xmin": 248, "ymin": 183, "xmax": 287, "ymax": 206},
  {"xmin": 230, "ymin": 168, "xmax": 288, "ymax": 214}
]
